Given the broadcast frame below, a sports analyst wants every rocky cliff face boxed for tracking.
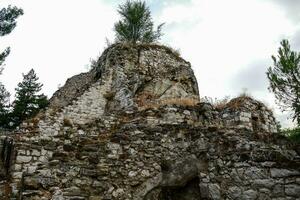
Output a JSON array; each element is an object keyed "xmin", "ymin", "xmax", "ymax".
[{"xmin": 0, "ymin": 44, "xmax": 299, "ymax": 200}]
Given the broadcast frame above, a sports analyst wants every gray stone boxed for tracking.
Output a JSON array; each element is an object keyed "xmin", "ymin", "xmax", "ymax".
[
  {"xmin": 16, "ymin": 155, "xmax": 32, "ymax": 163},
  {"xmin": 272, "ymin": 184, "xmax": 284, "ymax": 197},
  {"xmin": 271, "ymin": 168, "xmax": 300, "ymax": 178},
  {"xmin": 208, "ymin": 184, "xmax": 221, "ymax": 199},
  {"xmin": 244, "ymin": 167, "xmax": 268, "ymax": 180},
  {"xmin": 199, "ymin": 183, "xmax": 209, "ymax": 198},
  {"xmin": 257, "ymin": 191, "xmax": 271, "ymax": 200},
  {"xmin": 252, "ymin": 179, "xmax": 275, "ymax": 189},
  {"xmin": 285, "ymin": 184, "xmax": 300, "ymax": 197},
  {"xmin": 12, "ymin": 172, "xmax": 23, "ymax": 179},
  {"xmin": 112, "ymin": 188, "xmax": 124, "ymax": 198},
  {"xmin": 227, "ymin": 186, "xmax": 242, "ymax": 199},
  {"xmin": 242, "ymin": 190, "xmax": 258, "ymax": 200}
]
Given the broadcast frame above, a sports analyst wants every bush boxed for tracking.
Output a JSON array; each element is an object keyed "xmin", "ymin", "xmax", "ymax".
[{"xmin": 281, "ymin": 127, "xmax": 300, "ymax": 143}]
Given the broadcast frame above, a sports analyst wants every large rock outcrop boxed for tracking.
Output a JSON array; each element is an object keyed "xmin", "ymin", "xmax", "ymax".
[{"xmin": 0, "ymin": 44, "xmax": 299, "ymax": 200}]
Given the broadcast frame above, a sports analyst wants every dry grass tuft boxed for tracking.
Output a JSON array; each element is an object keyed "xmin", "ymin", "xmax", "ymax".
[
  {"xmin": 159, "ymin": 98, "xmax": 199, "ymax": 106},
  {"xmin": 103, "ymin": 91, "xmax": 116, "ymax": 101},
  {"xmin": 201, "ymin": 96, "xmax": 230, "ymax": 111},
  {"xmin": 136, "ymin": 92, "xmax": 156, "ymax": 107},
  {"xmin": 163, "ymin": 44, "xmax": 181, "ymax": 57},
  {"xmin": 138, "ymin": 97, "xmax": 199, "ymax": 110},
  {"xmin": 63, "ymin": 117, "xmax": 73, "ymax": 127},
  {"xmin": 225, "ymin": 95, "xmax": 255, "ymax": 110},
  {"xmin": 31, "ymin": 117, "xmax": 40, "ymax": 127}
]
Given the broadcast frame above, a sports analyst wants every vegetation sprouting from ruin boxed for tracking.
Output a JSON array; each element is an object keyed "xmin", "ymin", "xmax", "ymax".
[{"xmin": 114, "ymin": 0, "xmax": 164, "ymax": 44}]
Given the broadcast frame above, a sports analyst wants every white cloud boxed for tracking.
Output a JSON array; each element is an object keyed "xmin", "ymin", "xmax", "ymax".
[
  {"xmin": 0, "ymin": 0, "xmax": 117, "ymax": 97},
  {"xmin": 158, "ymin": 0, "xmax": 297, "ymax": 127}
]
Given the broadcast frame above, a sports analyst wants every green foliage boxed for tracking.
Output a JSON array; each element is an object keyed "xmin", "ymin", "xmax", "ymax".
[
  {"xmin": 11, "ymin": 69, "xmax": 48, "ymax": 127},
  {"xmin": 267, "ymin": 39, "xmax": 300, "ymax": 125},
  {"xmin": 281, "ymin": 127, "xmax": 300, "ymax": 143},
  {"xmin": 0, "ymin": 83, "xmax": 10, "ymax": 128},
  {"xmin": 0, "ymin": 6, "xmax": 23, "ymax": 67},
  {"xmin": 0, "ymin": 5, "xmax": 23, "ymax": 129},
  {"xmin": 0, "ymin": 6, "xmax": 23, "ymax": 36},
  {"xmin": 0, "ymin": 47, "xmax": 10, "ymax": 67},
  {"xmin": 0, "ymin": 83, "xmax": 10, "ymax": 112},
  {"xmin": 114, "ymin": 0, "xmax": 164, "ymax": 44}
]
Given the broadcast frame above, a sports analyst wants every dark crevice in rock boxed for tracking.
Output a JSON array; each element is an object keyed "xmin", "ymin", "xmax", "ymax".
[
  {"xmin": 1, "ymin": 137, "xmax": 13, "ymax": 175},
  {"xmin": 160, "ymin": 178, "xmax": 201, "ymax": 200}
]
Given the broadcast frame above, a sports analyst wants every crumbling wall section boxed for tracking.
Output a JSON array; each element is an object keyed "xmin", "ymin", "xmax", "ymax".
[
  {"xmin": 220, "ymin": 96, "xmax": 279, "ymax": 133},
  {"xmin": 0, "ymin": 45, "xmax": 298, "ymax": 200},
  {"xmin": 4, "ymin": 104, "xmax": 300, "ymax": 200}
]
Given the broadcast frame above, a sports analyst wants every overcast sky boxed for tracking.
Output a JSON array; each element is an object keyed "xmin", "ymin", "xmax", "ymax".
[{"xmin": 0, "ymin": 0, "xmax": 299, "ymax": 128}]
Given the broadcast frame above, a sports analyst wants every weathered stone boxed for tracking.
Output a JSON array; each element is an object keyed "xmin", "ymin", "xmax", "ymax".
[
  {"xmin": 89, "ymin": 196, "xmax": 102, "ymax": 200},
  {"xmin": 208, "ymin": 183, "xmax": 221, "ymax": 199},
  {"xmin": 27, "ymin": 166, "xmax": 37, "ymax": 174},
  {"xmin": 272, "ymin": 184, "xmax": 284, "ymax": 197},
  {"xmin": 244, "ymin": 167, "xmax": 268, "ymax": 179},
  {"xmin": 141, "ymin": 169, "xmax": 151, "ymax": 177},
  {"xmin": 252, "ymin": 179, "xmax": 275, "ymax": 189},
  {"xmin": 112, "ymin": 188, "xmax": 124, "ymax": 198},
  {"xmin": 16, "ymin": 155, "xmax": 32, "ymax": 163},
  {"xmin": 13, "ymin": 164, "xmax": 22, "ymax": 171},
  {"xmin": 270, "ymin": 168, "xmax": 300, "ymax": 178},
  {"xmin": 242, "ymin": 189, "xmax": 258, "ymax": 200},
  {"xmin": 51, "ymin": 187, "xmax": 64, "ymax": 200},
  {"xmin": 31, "ymin": 149, "xmax": 40, "ymax": 156},
  {"xmin": 63, "ymin": 186, "xmax": 82, "ymax": 196},
  {"xmin": 285, "ymin": 184, "xmax": 300, "ymax": 197},
  {"xmin": 80, "ymin": 168, "xmax": 97, "ymax": 177},
  {"xmin": 257, "ymin": 191, "xmax": 271, "ymax": 200},
  {"xmin": 12, "ymin": 172, "xmax": 23, "ymax": 179},
  {"xmin": 199, "ymin": 183, "xmax": 209, "ymax": 198},
  {"xmin": 23, "ymin": 176, "xmax": 40, "ymax": 190},
  {"xmin": 227, "ymin": 186, "xmax": 242, "ymax": 199},
  {"xmin": 128, "ymin": 171, "xmax": 138, "ymax": 177}
]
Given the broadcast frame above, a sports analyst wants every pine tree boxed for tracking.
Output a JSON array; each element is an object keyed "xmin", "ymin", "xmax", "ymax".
[
  {"xmin": 0, "ymin": 48, "xmax": 10, "ymax": 67},
  {"xmin": 0, "ymin": 5, "xmax": 23, "ymax": 128},
  {"xmin": 0, "ymin": 83, "xmax": 10, "ymax": 128},
  {"xmin": 0, "ymin": 5, "xmax": 23, "ymax": 67},
  {"xmin": 267, "ymin": 39, "xmax": 300, "ymax": 125},
  {"xmin": 12, "ymin": 69, "xmax": 48, "ymax": 126},
  {"xmin": 114, "ymin": 0, "xmax": 164, "ymax": 44}
]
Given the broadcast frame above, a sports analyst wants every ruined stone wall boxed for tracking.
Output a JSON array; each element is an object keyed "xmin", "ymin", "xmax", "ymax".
[
  {"xmin": 4, "ymin": 104, "xmax": 299, "ymax": 200},
  {"xmin": 220, "ymin": 97, "xmax": 279, "ymax": 133},
  {"xmin": 0, "ymin": 44, "xmax": 299, "ymax": 200}
]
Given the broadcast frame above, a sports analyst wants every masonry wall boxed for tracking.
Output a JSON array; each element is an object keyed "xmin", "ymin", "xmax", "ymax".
[
  {"xmin": 0, "ymin": 44, "xmax": 299, "ymax": 200},
  {"xmin": 1, "ymin": 103, "xmax": 299, "ymax": 200}
]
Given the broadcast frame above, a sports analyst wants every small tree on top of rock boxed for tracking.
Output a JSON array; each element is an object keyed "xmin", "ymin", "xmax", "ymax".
[
  {"xmin": 114, "ymin": 0, "xmax": 163, "ymax": 44},
  {"xmin": 267, "ymin": 39, "xmax": 300, "ymax": 125},
  {"xmin": 11, "ymin": 69, "xmax": 48, "ymax": 127}
]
